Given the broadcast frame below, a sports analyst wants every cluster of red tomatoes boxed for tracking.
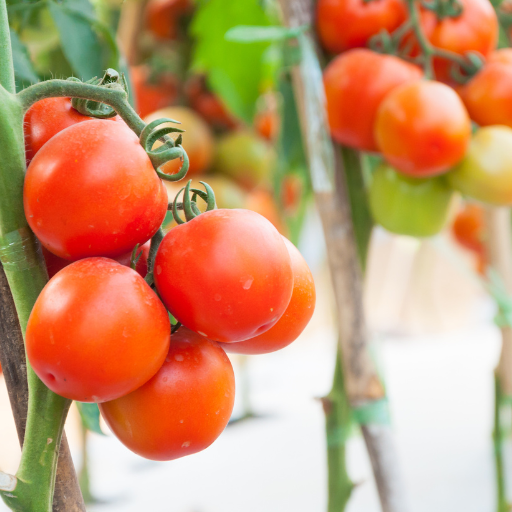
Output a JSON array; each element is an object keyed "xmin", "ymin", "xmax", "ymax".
[
  {"xmin": 318, "ymin": 0, "xmax": 512, "ymax": 242},
  {"xmin": 22, "ymin": 93, "xmax": 315, "ymax": 461}
]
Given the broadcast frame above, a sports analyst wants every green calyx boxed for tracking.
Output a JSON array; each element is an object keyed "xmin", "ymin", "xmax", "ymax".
[
  {"xmin": 420, "ymin": 0, "xmax": 463, "ymax": 19},
  {"xmin": 139, "ymin": 118, "xmax": 189, "ymax": 182},
  {"xmin": 171, "ymin": 180, "xmax": 217, "ymax": 225}
]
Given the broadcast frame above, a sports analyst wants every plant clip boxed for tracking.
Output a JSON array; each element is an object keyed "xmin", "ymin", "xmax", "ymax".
[
  {"xmin": 171, "ymin": 180, "xmax": 216, "ymax": 225},
  {"xmin": 70, "ymin": 69, "xmax": 128, "ymax": 119},
  {"xmin": 139, "ymin": 118, "xmax": 189, "ymax": 182}
]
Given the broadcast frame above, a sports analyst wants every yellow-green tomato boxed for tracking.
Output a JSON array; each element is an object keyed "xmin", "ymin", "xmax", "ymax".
[
  {"xmin": 447, "ymin": 126, "xmax": 512, "ymax": 206},
  {"xmin": 369, "ymin": 164, "xmax": 453, "ymax": 237}
]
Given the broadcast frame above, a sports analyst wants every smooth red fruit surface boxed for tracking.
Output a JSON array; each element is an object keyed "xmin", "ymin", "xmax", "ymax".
[
  {"xmin": 26, "ymin": 258, "xmax": 170, "ymax": 403},
  {"xmin": 225, "ymin": 238, "xmax": 315, "ymax": 355},
  {"xmin": 418, "ymin": 0, "xmax": 498, "ymax": 83},
  {"xmin": 459, "ymin": 62, "xmax": 512, "ymax": 127},
  {"xmin": 452, "ymin": 203, "xmax": 485, "ymax": 252},
  {"xmin": 488, "ymin": 48, "xmax": 512, "ymax": 65},
  {"xmin": 316, "ymin": 0, "xmax": 407, "ymax": 54},
  {"xmin": 154, "ymin": 209, "xmax": 294, "ymax": 343},
  {"xmin": 24, "ymin": 97, "xmax": 92, "ymax": 162},
  {"xmin": 323, "ymin": 49, "xmax": 422, "ymax": 151},
  {"xmin": 24, "ymin": 120, "xmax": 167, "ymax": 260},
  {"xmin": 145, "ymin": 0, "xmax": 193, "ymax": 39},
  {"xmin": 375, "ymin": 80, "xmax": 471, "ymax": 177},
  {"xmin": 131, "ymin": 65, "xmax": 178, "ymax": 118},
  {"xmin": 100, "ymin": 327, "xmax": 235, "ymax": 461}
]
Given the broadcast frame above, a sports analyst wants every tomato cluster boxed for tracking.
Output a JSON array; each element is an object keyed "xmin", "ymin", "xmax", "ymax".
[
  {"xmin": 22, "ymin": 93, "xmax": 315, "ymax": 461},
  {"xmin": 318, "ymin": 0, "xmax": 511, "ymax": 241}
]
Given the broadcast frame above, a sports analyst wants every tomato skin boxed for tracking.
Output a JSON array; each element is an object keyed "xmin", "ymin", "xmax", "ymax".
[
  {"xmin": 100, "ymin": 327, "xmax": 234, "ymax": 461},
  {"xmin": 316, "ymin": 0, "xmax": 407, "ymax": 54},
  {"xmin": 24, "ymin": 97, "xmax": 92, "ymax": 163},
  {"xmin": 24, "ymin": 120, "xmax": 167, "ymax": 260},
  {"xmin": 488, "ymin": 48, "xmax": 512, "ymax": 65},
  {"xmin": 323, "ymin": 49, "xmax": 422, "ymax": 151},
  {"xmin": 154, "ymin": 209, "xmax": 294, "ymax": 343},
  {"xmin": 447, "ymin": 125, "xmax": 512, "ymax": 205},
  {"xmin": 26, "ymin": 258, "xmax": 170, "ymax": 403},
  {"xmin": 369, "ymin": 163, "xmax": 453, "ymax": 237},
  {"xmin": 245, "ymin": 188, "xmax": 286, "ymax": 234},
  {"xmin": 224, "ymin": 238, "xmax": 315, "ymax": 355},
  {"xmin": 145, "ymin": 0, "xmax": 193, "ymax": 40},
  {"xmin": 131, "ymin": 65, "xmax": 178, "ymax": 119},
  {"xmin": 144, "ymin": 106, "xmax": 214, "ymax": 176},
  {"xmin": 452, "ymin": 203, "xmax": 485, "ymax": 252},
  {"xmin": 459, "ymin": 62, "xmax": 512, "ymax": 128},
  {"xmin": 375, "ymin": 80, "xmax": 471, "ymax": 177},
  {"xmin": 213, "ymin": 130, "xmax": 276, "ymax": 189}
]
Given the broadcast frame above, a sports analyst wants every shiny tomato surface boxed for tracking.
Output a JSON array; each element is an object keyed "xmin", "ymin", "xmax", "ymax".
[
  {"xmin": 154, "ymin": 209, "xmax": 294, "ymax": 343},
  {"xmin": 24, "ymin": 120, "xmax": 167, "ymax": 260},
  {"xmin": 225, "ymin": 238, "xmax": 315, "ymax": 355},
  {"xmin": 100, "ymin": 327, "xmax": 235, "ymax": 461},
  {"xmin": 26, "ymin": 258, "xmax": 171, "ymax": 403}
]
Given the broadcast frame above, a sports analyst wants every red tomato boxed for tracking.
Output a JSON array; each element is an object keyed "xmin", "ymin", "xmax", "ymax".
[
  {"xmin": 224, "ymin": 238, "xmax": 315, "ymax": 355},
  {"xmin": 418, "ymin": 0, "xmax": 498, "ymax": 83},
  {"xmin": 154, "ymin": 209, "xmax": 294, "ymax": 343},
  {"xmin": 255, "ymin": 109, "xmax": 279, "ymax": 141},
  {"xmin": 488, "ymin": 48, "xmax": 512, "ymax": 65},
  {"xmin": 100, "ymin": 327, "xmax": 234, "ymax": 461},
  {"xmin": 316, "ymin": 0, "xmax": 407, "ymax": 54},
  {"xmin": 145, "ymin": 0, "xmax": 193, "ymax": 40},
  {"xmin": 452, "ymin": 203, "xmax": 485, "ymax": 252},
  {"xmin": 459, "ymin": 62, "xmax": 512, "ymax": 127},
  {"xmin": 42, "ymin": 242, "xmax": 151, "ymax": 279},
  {"xmin": 375, "ymin": 80, "xmax": 471, "ymax": 177},
  {"xmin": 281, "ymin": 174, "xmax": 304, "ymax": 215},
  {"xmin": 131, "ymin": 65, "xmax": 178, "ymax": 119},
  {"xmin": 24, "ymin": 120, "xmax": 167, "ymax": 260},
  {"xmin": 323, "ymin": 49, "xmax": 422, "ymax": 151},
  {"xmin": 26, "ymin": 258, "xmax": 170, "ymax": 403},
  {"xmin": 24, "ymin": 97, "xmax": 92, "ymax": 162}
]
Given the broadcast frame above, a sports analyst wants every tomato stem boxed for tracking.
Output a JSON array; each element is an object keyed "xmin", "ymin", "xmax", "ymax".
[
  {"xmin": 493, "ymin": 375, "xmax": 510, "ymax": 512},
  {"xmin": 0, "ymin": 0, "xmax": 14, "ymax": 94}
]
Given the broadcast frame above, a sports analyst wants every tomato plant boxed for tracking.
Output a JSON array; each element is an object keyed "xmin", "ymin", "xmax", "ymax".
[
  {"xmin": 369, "ymin": 163, "xmax": 453, "ymax": 237},
  {"xmin": 26, "ymin": 258, "xmax": 171, "ymax": 403},
  {"xmin": 447, "ymin": 125, "xmax": 512, "ymax": 205},
  {"xmin": 145, "ymin": 0, "xmax": 193, "ymax": 40},
  {"xmin": 154, "ymin": 208, "xmax": 293, "ymax": 343},
  {"xmin": 225, "ymin": 238, "xmax": 315, "ymax": 355},
  {"xmin": 323, "ymin": 49, "xmax": 422, "ymax": 151},
  {"xmin": 99, "ymin": 327, "xmax": 235, "ymax": 461},
  {"xmin": 24, "ymin": 119, "xmax": 167, "ymax": 260},
  {"xmin": 374, "ymin": 80, "xmax": 471, "ymax": 176},
  {"xmin": 145, "ymin": 106, "xmax": 214, "ymax": 176},
  {"xmin": 316, "ymin": 0, "xmax": 407, "ymax": 54},
  {"xmin": 451, "ymin": 203, "xmax": 485, "ymax": 252}
]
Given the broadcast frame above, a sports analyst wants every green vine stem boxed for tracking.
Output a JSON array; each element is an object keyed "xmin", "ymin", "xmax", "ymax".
[{"xmin": 493, "ymin": 375, "xmax": 509, "ymax": 512}]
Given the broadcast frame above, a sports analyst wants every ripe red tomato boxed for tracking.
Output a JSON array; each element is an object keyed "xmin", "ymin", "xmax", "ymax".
[
  {"xmin": 316, "ymin": 0, "xmax": 407, "ymax": 54},
  {"xmin": 24, "ymin": 120, "xmax": 167, "ymax": 260},
  {"xmin": 451, "ymin": 203, "xmax": 485, "ymax": 252},
  {"xmin": 488, "ymin": 48, "xmax": 512, "ymax": 65},
  {"xmin": 99, "ymin": 327, "xmax": 235, "ymax": 461},
  {"xmin": 145, "ymin": 0, "xmax": 193, "ymax": 40},
  {"xmin": 144, "ymin": 107, "xmax": 214, "ymax": 176},
  {"xmin": 458, "ymin": 62, "xmax": 512, "ymax": 127},
  {"xmin": 24, "ymin": 97, "xmax": 92, "ymax": 162},
  {"xmin": 131, "ymin": 65, "xmax": 178, "ymax": 119},
  {"xmin": 224, "ymin": 238, "xmax": 315, "ymax": 355},
  {"xmin": 26, "ymin": 258, "xmax": 170, "ymax": 403},
  {"xmin": 418, "ymin": 0, "xmax": 498, "ymax": 83},
  {"xmin": 323, "ymin": 49, "xmax": 422, "ymax": 151},
  {"xmin": 154, "ymin": 209, "xmax": 294, "ymax": 343},
  {"xmin": 375, "ymin": 80, "xmax": 471, "ymax": 176},
  {"xmin": 42, "ymin": 242, "xmax": 151, "ymax": 279},
  {"xmin": 255, "ymin": 109, "xmax": 279, "ymax": 141}
]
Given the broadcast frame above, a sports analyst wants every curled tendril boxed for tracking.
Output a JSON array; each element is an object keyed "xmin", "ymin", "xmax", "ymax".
[
  {"xmin": 70, "ymin": 69, "xmax": 128, "ymax": 119},
  {"xmin": 171, "ymin": 180, "xmax": 217, "ymax": 225},
  {"xmin": 139, "ymin": 118, "xmax": 189, "ymax": 182}
]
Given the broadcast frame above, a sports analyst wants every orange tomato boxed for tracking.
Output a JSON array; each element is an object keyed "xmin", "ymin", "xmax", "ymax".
[
  {"xmin": 452, "ymin": 203, "xmax": 485, "ymax": 252},
  {"xmin": 375, "ymin": 80, "xmax": 471, "ymax": 177},
  {"xmin": 323, "ymin": 49, "xmax": 422, "ymax": 151},
  {"xmin": 145, "ymin": 0, "xmax": 193, "ymax": 40}
]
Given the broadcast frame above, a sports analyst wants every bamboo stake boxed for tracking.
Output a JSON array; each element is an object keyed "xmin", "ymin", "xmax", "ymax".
[
  {"xmin": 277, "ymin": 1, "xmax": 409, "ymax": 510},
  {"xmin": 117, "ymin": 0, "xmax": 147, "ymax": 65}
]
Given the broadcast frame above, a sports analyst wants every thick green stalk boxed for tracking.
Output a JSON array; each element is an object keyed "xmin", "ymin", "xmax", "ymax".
[{"xmin": 0, "ymin": 0, "xmax": 14, "ymax": 93}]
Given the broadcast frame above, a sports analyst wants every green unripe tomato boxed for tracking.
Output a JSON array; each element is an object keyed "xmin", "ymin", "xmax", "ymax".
[
  {"xmin": 447, "ymin": 126, "xmax": 512, "ymax": 206},
  {"xmin": 213, "ymin": 130, "xmax": 276, "ymax": 190},
  {"xmin": 369, "ymin": 163, "xmax": 453, "ymax": 237}
]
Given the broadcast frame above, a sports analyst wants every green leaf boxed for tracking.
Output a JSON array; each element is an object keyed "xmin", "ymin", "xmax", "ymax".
[
  {"xmin": 10, "ymin": 29, "xmax": 39, "ymax": 90},
  {"xmin": 225, "ymin": 25, "xmax": 306, "ymax": 43},
  {"xmin": 190, "ymin": 0, "xmax": 276, "ymax": 123},
  {"xmin": 76, "ymin": 402, "xmax": 104, "ymax": 435}
]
